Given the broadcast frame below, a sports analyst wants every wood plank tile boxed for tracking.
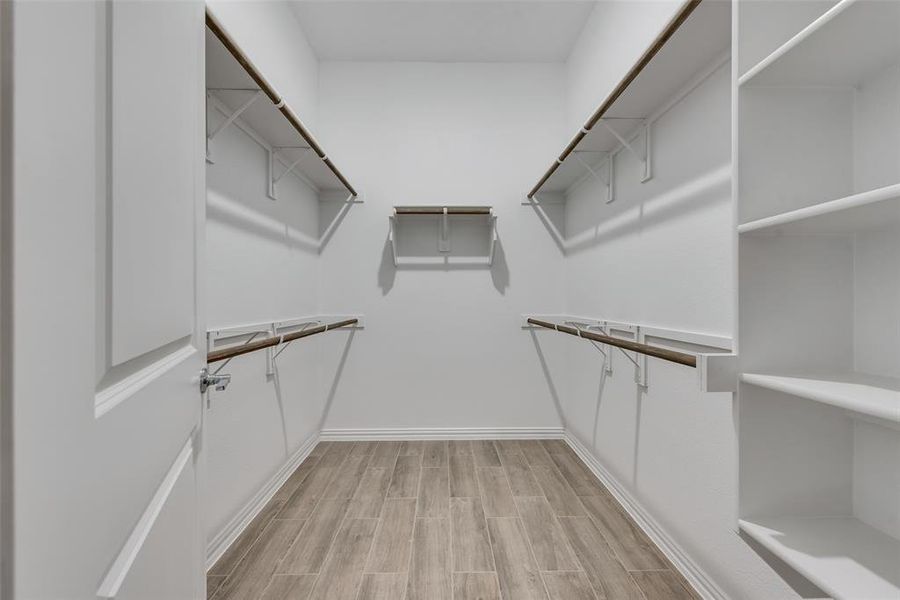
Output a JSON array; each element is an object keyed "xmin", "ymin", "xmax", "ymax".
[
  {"xmin": 417, "ymin": 467, "xmax": 450, "ymax": 518},
  {"xmin": 350, "ymin": 441, "xmax": 378, "ymax": 456},
  {"xmin": 277, "ymin": 467, "xmax": 337, "ymax": 519},
  {"xmin": 448, "ymin": 440, "xmax": 472, "ymax": 456},
  {"xmin": 476, "ymin": 467, "xmax": 517, "ymax": 517},
  {"xmin": 399, "ymin": 441, "xmax": 424, "ymax": 456},
  {"xmin": 357, "ymin": 573, "xmax": 409, "ymax": 600},
  {"xmin": 502, "ymin": 452, "xmax": 542, "ymax": 496},
  {"xmin": 406, "ymin": 518, "xmax": 452, "ymax": 600},
  {"xmin": 520, "ymin": 441, "xmax": 554, "ymax": 468},
  {"xmin": 549, "ymin": 452, "xmax": 607, "ymax": 496},
  {"xmin": 309, "ymin": 441, "xmax": 331, "ymax": 458},
  {"xmin": 630, "ymin": 571, "xmax": 698, "ymax": 600},
  {"xmin": 369, "ymin": 441, "xmax": 402, "ymax": 469},
  {"xmin": 493, "ymin": 440, "xmax": 522, "ymax": 461},
  {"xmin": 541, "ymin": 571, "xmax": 597, "ymax": 600},
  {"xmin": 449, "ymin": 453, "xmax": 478, "ymax": 498},
  {"xmin": 515, "ymin": 497, "xmax": 579, "ymax": 571},
  {"xmin": 558, "ymin": 517, "xmax": 644, "ymax": 600},
  {"xmin": 269, "ymin": 459, "xmax": 320, "ymax": 509},
  {"xmin": 318, "ymin": 442, "xmax": 355, "ymax": 467},
  {"xmin": 472, "ymin": 440, "xmax": 501, "ymax": 467},
  {"xmin": 209, "ymin": 500, "xmax": 282, "ymax": 576},
  {"xmin": 450, "ymin": 498, "xmax": 494, "ymax": 572},
  {"xmin": 423, "ymin": 440, "xmax": 448, "ymax": 467},
  {"xmin": 206, "ymin": 574, "xmax": 225, "ymax": 600},
  {"xmin": 531, "ymin": 467, "xmax": 586, "ymax": 517},
  {"xmin": 487, "ymin": 517, "xmax": 548, "ymax": 600},
  {"xmin": 308, "ymin": 518, "xmax": 377, "ymax": 600},
  {"xmin": 215, "ymin": 519, "xmax": 306, "ymax": 600},
  {"xmin": 278, "ymin": 499, "xmax": 350, "ymax": 574},
  {"xmin": 323, "ymin": 453, "xmax": 370, "ymax": 499},
  {"xmin": 579, "ymin": 494, "xmax": 667, "ymax": 571},
  {"xmin": 260, "ymin": 574, "xmax": 317, "ymax": 600},
  {"xmin": 540, "ymin": 440, "xmax": 571, "ymax": 456},
  {"xmin": 348, "ymin": 468, "xmax": 392, "ymax": 519},
  {"xmin": 388, "ymin": 455, "xmax": 422, "ymax": 498},
  {"xmin": 452, "ymin": 572, "xmax": 501, "ymax": 600},
  {"xmin": 366, "ymin": 498, "xmax": 416, "ymax": 573}
]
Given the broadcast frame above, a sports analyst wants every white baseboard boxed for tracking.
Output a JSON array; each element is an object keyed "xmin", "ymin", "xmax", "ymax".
[
  {"xmin": 564, "ymin": 432, "xmax": 729, "ymax": 600},
  {"xmin": 319, "ymin": 427, "xmax": 565, "ymax": 441},
  {"xmin": 205, "ymin": 432, "xmax": 320, "ymax": 570}
]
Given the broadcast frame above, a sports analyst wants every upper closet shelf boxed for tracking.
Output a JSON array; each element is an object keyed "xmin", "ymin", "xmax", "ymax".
[
  {"xmin": 527, "ymin": 0, "xmax": 730, "ymax": 199},
  {"xmin": 739, "ymin": 516, "xmax": 900, "ymax": 600},
  {"xmin": 205, "ymin": 10, "xmax": 357, "ymax": 198},
  {"xmin": 742, "ymin": 372, "xmax": 900, "ymax": 425},
  {"xmin": 739, "ymin": 0, "xmax": 900, "ymax": 87},
  {"xmin": 738, "ymin": 183, "xmax": 900, "ymax": 235}
]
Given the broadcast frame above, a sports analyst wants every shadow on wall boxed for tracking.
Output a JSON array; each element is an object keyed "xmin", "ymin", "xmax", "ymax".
[
  {"xmin": 317, "ymin": 329, "xmax": 356, "ymax": 432},
  {"xmin": 528, "ymin": 164, "xmax": 731, "ymax": 256},
  {"xmin": 528, "ymin": 331, "xmax": 567, "ymax": 429},
  {"xmin": 376, "ymin": 235, "xmax": 510, "ymax": 296}
]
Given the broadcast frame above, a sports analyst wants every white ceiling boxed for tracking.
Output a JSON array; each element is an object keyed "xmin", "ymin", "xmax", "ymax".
[{"xmin": 289, "ymin": 1, "xmax": 597, "ymax": 62}]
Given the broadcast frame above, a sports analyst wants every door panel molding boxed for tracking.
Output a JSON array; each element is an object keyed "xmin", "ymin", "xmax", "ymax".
[{"xmin": 97, "ymin": 434, "xmax": 197, "ymax": 598}]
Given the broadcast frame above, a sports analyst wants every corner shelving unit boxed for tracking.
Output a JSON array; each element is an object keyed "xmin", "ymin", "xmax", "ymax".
[
  {"xmin": 736, "ymin": 1, "xmax": 900, "ymax": 598},
  {"xmin": 388, "ymin": 206, "xmax": 497, "ymax": 267},
  {"xmin": 205, "ymin": 10, "xmax": 358, "ymax": 202}
]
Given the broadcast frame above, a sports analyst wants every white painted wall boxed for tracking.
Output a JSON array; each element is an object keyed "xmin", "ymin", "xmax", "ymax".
[
  {"xmin": 565, "ymin": 0, "xmax": 682, "ymax": 132},
  {"xmin": 547, "ymin": 7, "xmax": 801, "ymax": 597},
  {"xmin": 316, "ymin": 61, "xmax": 568, "ymax": 433},
  {"xmin": 202, "ymin": 1, "xmax": 327, "ymax": 560},
  {"xmin": 207, "ymin": 0, "xmax": 319, "ymax": 130}
]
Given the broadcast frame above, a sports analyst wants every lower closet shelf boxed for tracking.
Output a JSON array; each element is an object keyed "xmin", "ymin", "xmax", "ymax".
[
  {"xmin": 739, "ymin": 516, "xmax": 900, "ymax": 600},
  {"xmin": 741, "ymin": 372, "xmax": 900, "ymax": 424}
]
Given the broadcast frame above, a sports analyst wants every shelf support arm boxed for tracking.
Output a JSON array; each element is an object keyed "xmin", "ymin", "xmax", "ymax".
[
  {"xmin": 597, "ymin": 118, "xmax": 652, "ymax": 183},
  {"xmin": 573, "ymin": 152, "xmax": 614, "ymax": 204},
  {"xmin": 206, "ymin": 90, "xmax": 263, "ymax": 163}
]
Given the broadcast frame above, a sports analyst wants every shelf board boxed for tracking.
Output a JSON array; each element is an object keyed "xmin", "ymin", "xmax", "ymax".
[
  {"xmin": 738, "ymin": 183, "xmax": 900, "ymax": 235},
  {"xmin": 739, "ymin": 516, "xmax": 900, "ymax": 600},
  {"xmin": 205, "ymin": 29, "xmax": 348, "ymax": 193},
  {"xmin": 538, "ymin": 0, "xmax": 731, "ymax": 196},
  {"xmin": 741, "ymin": 371, "xmax": 900, "ymax": 424},
  {"xmin": 739, "ymin": 0, "xmax": 900, "ymax": 87}
]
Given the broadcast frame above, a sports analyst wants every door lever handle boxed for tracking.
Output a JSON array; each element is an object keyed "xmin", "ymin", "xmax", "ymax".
[{"xmin": 199, "ymin": 368, "xmax": 231, "ymax": 394}]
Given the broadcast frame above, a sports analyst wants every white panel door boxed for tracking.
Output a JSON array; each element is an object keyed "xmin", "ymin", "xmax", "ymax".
[{"xmin": 11, "ymin": 1, "xmax": 207, "ymax": 598}]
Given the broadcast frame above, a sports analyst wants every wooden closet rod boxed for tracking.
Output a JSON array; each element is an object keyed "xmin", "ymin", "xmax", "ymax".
[
  {"xmin": 527, "ymin": 0, "xmax": 702, "ymax": 199},
  {"xmin": 205, "ymin": 9, "xmax": 358, "ymax": 197},
  {"xmin": 207, "ymin": 318, "xmax": 358, "ymax": 364},
  {"xmin": 527, "ymin": 318, "xmax": 697, "ymax": 368},
  {"xmin": 395, "ymin": 206, "xmax": 492, "ymax": 215}
]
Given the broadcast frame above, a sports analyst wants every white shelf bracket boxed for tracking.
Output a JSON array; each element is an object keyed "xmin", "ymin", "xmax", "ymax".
[
  {"xmin": 487, "ymin": 215, "xmax": 498, "ymax": 266},
  {"xmin": 573, "ymin": 152, "xmax": 614, "ymax": 203},
  {"xmin": 268, "ymin": 147, "xmax": 312, "ymax": 201},
  {"xmin": 389, "ymin": 216, "xmax": 399, "ymax": 267},
  {"xmin": 206, "ymin": 89, "xmax": 263, "ymax": 164},
  {"xmin": 438, "ymin": 207, "xmax": 451, "ymax": 253},
  {"xmin": 597, "ymin": 118, "xmax": 652, "ymax": 183}
]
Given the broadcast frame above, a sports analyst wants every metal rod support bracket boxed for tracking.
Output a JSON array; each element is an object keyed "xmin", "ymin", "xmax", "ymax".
[
  {"xmin": 597, "ymin": 118, "xmax": 652, "ymax": 183},
  {"xmin": 206, "ymin": 89, "xmax": 263, "ymax": 164}
]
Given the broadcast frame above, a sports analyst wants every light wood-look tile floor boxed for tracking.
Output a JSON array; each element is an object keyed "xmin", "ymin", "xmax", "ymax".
[{"xmin": 208, "ymin": 440, "xmax": 700, "ymax": 600}]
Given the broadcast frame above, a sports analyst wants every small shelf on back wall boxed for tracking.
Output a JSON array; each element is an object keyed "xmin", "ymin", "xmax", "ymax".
[{"xmin": 389, "ymin": 206, "xmax": 497, "ymax": 267}]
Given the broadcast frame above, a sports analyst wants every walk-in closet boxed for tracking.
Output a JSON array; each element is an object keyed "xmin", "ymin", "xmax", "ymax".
[{"xmin": 3, "ymin": 0, "xmax": 898, "ymax": 599}]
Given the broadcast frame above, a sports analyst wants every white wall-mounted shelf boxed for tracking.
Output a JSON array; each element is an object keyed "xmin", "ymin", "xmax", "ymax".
[
  {"xmin": 528, "ymin": 0, "xmax": 731, "ymax": 200},
  {"xmin": 389, "ymin": 206, "xmax": 497, "ymax": 267},
  {"xmin": 523, "ymin": 314, "xmax": 737, "ymax": 393},
  {"xmin": 739, "ymin": 0, "xmax": 900, "ymax": 88},
  {"xmin": 739, "ymin": 516, "xmax": 900, "ymax": 600},
  {"xmin": 742, "ymin": 372, "xmax": 900, "ymax": 425},
  {"xmin": 738, "ymin": 183, "xmax": 900, "ymax": 235},
  {"xmin": 205, "ymin": 25, "xmax": 357, "ymax": 198}
]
